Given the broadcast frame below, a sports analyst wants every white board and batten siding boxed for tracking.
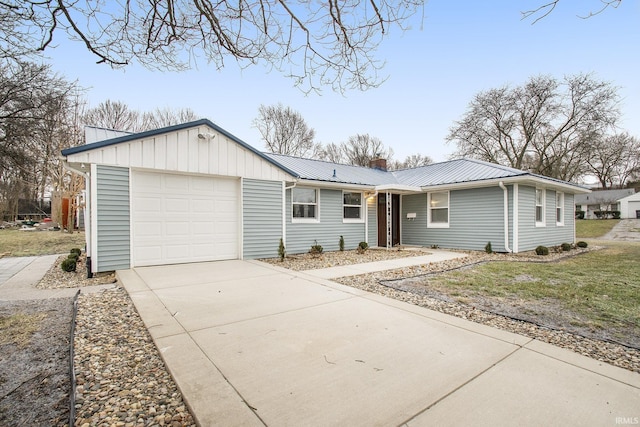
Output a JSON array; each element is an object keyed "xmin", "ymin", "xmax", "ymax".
[{"xmin": 66, "ymin": 126, "xmax": 292, "ymax": 182}]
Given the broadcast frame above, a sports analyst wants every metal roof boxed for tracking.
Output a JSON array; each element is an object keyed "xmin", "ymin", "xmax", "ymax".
[
  {"xmin": 263, "ymin": 153, "xmax": 396, "ymax": 186},
  {"xmin": 575, "ymin": 188, "xmax": 635, "ymax": 205},
  {"xmin": 84, "ymin": 126, "xmax": 133, "ymax": 144},
  {"xmin": 392, "ymin": 158, "xmax": 528, "ymax": 187}
]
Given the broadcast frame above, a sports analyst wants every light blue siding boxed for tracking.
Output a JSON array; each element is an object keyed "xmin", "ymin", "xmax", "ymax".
[
  {"xmin": 367, "ymin": 196, "xmax": 377, "ymax": 246},
  {"xmin": 518, "ymin": 186, "xmax": 575, "ymax": 251},
  {"xmin": 243, "ymin": 179, "xmax": 283, "ymax": 259},
  {"xmin": 402, "ymin": 187, "xmax": 508, "ymax": 252},
  {"xmin": 95, "ymin": 165, "xmax": 130, "ymax": 272},
  {"xmin": 285, "ymin": 188, "xmax": 367, "ymax": 254}
]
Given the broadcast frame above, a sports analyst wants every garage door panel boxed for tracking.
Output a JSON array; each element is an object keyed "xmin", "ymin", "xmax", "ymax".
[{"xmin": 132, "ymin": 171, "xmax": 239, "ymax": 267}]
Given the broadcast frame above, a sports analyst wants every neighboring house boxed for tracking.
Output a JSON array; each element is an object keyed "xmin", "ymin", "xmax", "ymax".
[
  {"xmin": 574, "ymin": 189, "xmax": 635, "ymax": 219},
  {"xmin": 61, "ymin": 119, "xmax": 590, "ymax": 274},
  {"xmin": 618, "ymin": 192, "xmax": 640, "ymax": 219}
]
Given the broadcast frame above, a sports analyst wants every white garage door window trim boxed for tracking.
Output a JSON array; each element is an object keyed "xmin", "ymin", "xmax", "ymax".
[{"xmin": 131, "ymin": 170, "xmax": 240, "ymax": 267}]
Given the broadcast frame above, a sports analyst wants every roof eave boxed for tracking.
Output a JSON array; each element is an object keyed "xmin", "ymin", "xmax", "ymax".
[{"xmin": 420, "ymin": 175, "xmax": 591, "ymax": 193}]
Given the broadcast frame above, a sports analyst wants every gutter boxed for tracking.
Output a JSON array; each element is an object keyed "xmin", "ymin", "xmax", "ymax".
[{"xmin": 499, "ymin": 181, "xmax": 512, "ymax": 253}]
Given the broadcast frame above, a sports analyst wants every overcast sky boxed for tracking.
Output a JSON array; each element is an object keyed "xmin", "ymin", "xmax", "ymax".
[{"xmin": 46, "ymin": 0, "xmax": 640, "ymax": 163}]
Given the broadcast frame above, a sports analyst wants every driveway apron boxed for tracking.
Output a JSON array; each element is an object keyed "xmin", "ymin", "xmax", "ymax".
[{"xmin": 118, "ymin": 260, "xmax": 640, "ymax": 427}]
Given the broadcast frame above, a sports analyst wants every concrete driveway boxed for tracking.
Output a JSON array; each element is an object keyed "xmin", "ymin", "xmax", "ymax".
[
  {"xmin": 601, "ymin": 218, "xmax": 640, "ymax": 241},
  {"xmin": 118, "ymin": 260, "xmax": 640, "ymax": 426}
]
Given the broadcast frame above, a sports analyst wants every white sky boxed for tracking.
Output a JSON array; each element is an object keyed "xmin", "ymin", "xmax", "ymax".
[{"xmin": 46, "ymin": 0, "xmax": 640, "ymax": 163}]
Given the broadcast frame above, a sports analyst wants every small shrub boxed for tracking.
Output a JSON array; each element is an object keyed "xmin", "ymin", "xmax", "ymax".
[
  {"xmin": 70, "ymin": 247, "xmax": 82, "ymax": 256},
  {"xmin": 535, "ymin": 245, "xmax": 549, "ymax": 256},
  {"xmin": 611, "ymin": 211, "xmax": 621, "ymax": 219},
  {"xmin": 67, "ymin": 253, "xmax": 79, "ymax": 262},
  {"xmin": 560, "ymin": 242, "xmax": 572, "ymax": 252},
  {"xmin": 576, "ymin": 241, "xmax": 588, "ymax": 248},
  {"xmin": 575, "ymin": 210, "xmax": 585, "ymax": 220},
  {"xmin": 357, "ymin": 241, "xmax": 369, "ymax": 254},
  {"xmin": 278, "ymin": 238, "xmax": 286, "ymax": 261},
  {"xmin": 430, "ymin": 244, "xmax": 439, "ymax": 249},
  {"xmin": 309, "ymin": 240, "xmax": 323, "ymax": 256},
  {"xmin": 339, "ymin": 235, "xmax": 345, "ymax": 252},
  {"xmin": 61, "ymin": 258, "xmax": 77, "ymax": 272},
  {"xmin": 485, "ymin": 242, "xmax": 492, "ymax": 254}
]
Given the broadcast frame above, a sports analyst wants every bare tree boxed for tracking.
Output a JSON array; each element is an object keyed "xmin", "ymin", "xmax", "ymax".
[
  {"xmin": 254, "ymin": 104, "xmax": 318, "ymax": 157},
  {"xmin": 142, "ymin": 107, "xmax": 199, "ymax": 130},
  {"xmin": 83, "ymin": 100, "xmax": 143, "ymax": 132},
  {"xmin": 389, "ymin": 153, "xmax": 433, "ymax": 170},
  {"xmin": 317, "ymin": 142, "xmax": 346, "ymax": 164},
  {"xmin": 1, "ymin": 1, "xmax": 424, "ymax": 93},
  {"xmin": 586, "ymin": 133, "xmax": 640, "ymax": 189},
  {"xmin": 0, "ymin": 59, "xmax": 81, "ymax": 220},
  {"xmin": 522, "ymin": 0, "xmax": 622, "ymax": 23},
  {"xmin": 342, "ymin": 134, "xmax": 393, "ymax": 167},
  {"xmin": 447, "ymin": 73, "xmax": 620, "ymax": 181}
]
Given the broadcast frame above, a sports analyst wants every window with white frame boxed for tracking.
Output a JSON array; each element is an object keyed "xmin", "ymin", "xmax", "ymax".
[
  {"xmin": 292, "ymin": 187, "xmax": 318, "ymax": 221},
  {"xmin": 343, "ymin": 191, "xmax": 363, "ymax": 222},
  {"xmin": 535, "ymin": 188, "xmax": 545, "ymax": 226},
  {"xmin": 556, "ymin": 192, "xmax": 564, "ymax": 225},
  {"xmin": 428, "ymin": 191, "xmax": 449, "ymax": 228}
]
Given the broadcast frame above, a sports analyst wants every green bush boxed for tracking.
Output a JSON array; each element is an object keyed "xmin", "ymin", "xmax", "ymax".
[
  {"xmin": 560, "ymin": 242, "xmax": 572, "ymax": 252},
  {"xmin": 70, "ymin": 247, "xmax": 82, "ymax": 256},
  {"xmin": 535, "ymin": 245, "xmax": 549, "ymax": 256},
  {"xmin": 67, "ymin": 253, "xmax": 79, "ymax": 262},
  {"xmin": 485, "ymin": 242, "xmax": 492, "ymax": 254},
  {"xmin": 576, "ymin": 241, "xmax": 588, "ymax": 248},
  {"xmin": 611, "ymin": 211, "xmax": 621, "ymax": 219},
  {"xmin": 357, "ymin": 241, "xmax": 369, "ymax": 254},
  {"xmin": 339, "ymin": 235, "xmax": 345, "ymax": 252},
  {"xmin": 309, "ymin": 240, "xmax": 323, "ymax": 256},
  {"xmin": 278, "ymin": 238, "xmax": 286, "ymax": 261},
  {"xmin": 61, "ymin": 258, "xmax": 77, "ymax": 272},
  {"xmin": 575, "ymin": 210, "xmax": 585, "ymax": 220}
]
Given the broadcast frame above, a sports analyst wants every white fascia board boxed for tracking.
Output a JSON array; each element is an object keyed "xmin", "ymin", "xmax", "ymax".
[
  {"xmin": 374, "ymin": 184, "xmax": 423, "ymax": 193},
  {"xmin": 420, "ymin": 176, "xmax": 591, "ymax": 194}
]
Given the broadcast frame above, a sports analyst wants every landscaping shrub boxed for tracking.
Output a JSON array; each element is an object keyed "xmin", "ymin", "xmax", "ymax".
[
  {"xmin": 576, "ymin": 241, "xmax": 588, "ymax": 248},
  {"xmin": 561, "ymin": 242, "xmax": 572, "ymax": 252},
  {"xmin": 535, "ymin": 245, "xmax": 549, "ymax": 256},
  {"xmin": 357, "ymin": 241, "xmax": 368, "ymax": 254},
  {"xmin": 611, "ymin": 211, "xmax": 621, "ymax": 219},
  {"xmin": 575, "ymin": 210, "xmax": 585, "ymax": 220},
  {"xmin": 278, "ymin": 238, "xmax": 286, "ymax": 261},
  {"xmin": 61, "ymin": 258, "xmax": 77, "ymax": 272},
  {"xmin": 309, "ymin": 240, "xmax": 323, "ymax": 256},
  {"xmin": 485, "ymin": 242, "xmax": 492, "ymax": 254},
  {"xmin": 339, "ymin": 235, "xmax": 345, "ymax": 252},
  {"xmin": 70, "ymin": 247, "xmax": 82, "ymax": 256},
  {"xmin": 67, "ymin": 253, "xmax": 79, "ymax": 262}
]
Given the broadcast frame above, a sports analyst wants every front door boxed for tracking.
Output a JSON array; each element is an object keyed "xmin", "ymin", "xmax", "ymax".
[{"xmin": 377, "ymin": 193, "xmax": 400, "ymax": 247}]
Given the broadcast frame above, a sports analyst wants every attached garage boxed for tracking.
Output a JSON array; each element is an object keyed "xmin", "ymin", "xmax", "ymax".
[
  {"xmin": 131, "ymin": 171, "xmax": 240, "ymax": 266},
  {"xmin": 61, "ymin": 119, "xmax": 296, "ymax": 273}
]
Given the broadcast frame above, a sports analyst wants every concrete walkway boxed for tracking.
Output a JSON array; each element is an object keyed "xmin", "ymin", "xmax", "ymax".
[
  {"xmin": 0, "ymin": 255, "xmax": 115, "ymax": 301},
  {"xmin": 601, "ymin": 218, "xmax": 640, "ymax": 242},
  {"xmin": 118, "ymin": 259, "xmax": 640, "ymax": 427},
  {"xmin": 302, "ymin": 249, "xmax": 465, "ymax": 279}
]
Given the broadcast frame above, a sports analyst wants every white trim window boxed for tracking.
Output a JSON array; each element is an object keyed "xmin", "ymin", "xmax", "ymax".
[
  {"xmin": 535, "ymin": 188, "xmax": 545, "ymax": 226},
  {"xmin": 292, "ymin": 187, "xmax": 319, "ymax": 222},
  {"xmin": 428, "ymin": 191, "xmax": 449, "ymax": 228},
  {"xmin": 556, "ymin": 192, "xmax": 564, "ymax": 226},
  {"xmin": 343, "ymin": 191, "xmax": 364, "ymax": 222}
]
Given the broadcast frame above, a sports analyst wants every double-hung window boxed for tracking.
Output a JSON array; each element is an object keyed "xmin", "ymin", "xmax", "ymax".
[
  {"xmin": 535, "ymin": 188, "xmax": 545, "ymax": 226},
  {"xmin": 292, "ymin": 187, "xmax": 318, "ymax": 222},
  {"xmin": 428, "ymin": 191, "xmax": 449, "ymax": 228},
  {"xmin": 343, "ymin": 192, "xmax": 363, "ymax": 222},
  {"xmin": 556, "ymin": 192, "xmax": 564, "ymax": 226}
]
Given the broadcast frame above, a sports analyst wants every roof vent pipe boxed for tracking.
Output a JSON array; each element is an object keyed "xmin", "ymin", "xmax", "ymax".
[
  {"xmin": 332, "ymin": 169, "xmax": 337, "ymax": 178},
  {"xmin": 499, "ymin": 181, "xmax": 512, "ymax": 253}
]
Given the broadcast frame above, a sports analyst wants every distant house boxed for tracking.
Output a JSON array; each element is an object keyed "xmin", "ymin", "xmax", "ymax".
[
  {"xmin": 61, "ymin": 119, "xmax": 590, "ymax": 274},
  {"xmin": 618, "ymin": 192, "xmax": 640, "ymax": 219},
  {"xmin": 574, "ymin": 189, "xmax": 636, "ymax": 219}
]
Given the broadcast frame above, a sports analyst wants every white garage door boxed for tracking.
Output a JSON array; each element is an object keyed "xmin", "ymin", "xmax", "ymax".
[{"xmin": 131, "ymin": 171, "xmax": 239, "ymax": 267}]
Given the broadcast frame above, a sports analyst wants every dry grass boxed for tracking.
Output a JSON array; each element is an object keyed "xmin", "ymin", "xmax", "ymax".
[
  {"xmin": 0, "ymin": 229, "xmax": 85, "ymax": 257},
  {"xmin": 575, "ymin": 219, "xmax": 620, "ymax": 238},
  {"xmin": 0, "ymin": 313, "xmax": 47, "ymax": 348}
]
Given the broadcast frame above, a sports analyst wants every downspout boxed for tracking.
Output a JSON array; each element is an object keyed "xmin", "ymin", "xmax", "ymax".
[{"xmin": 499, "ymin": 181, "xmax": 512, "ymax": 253}]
